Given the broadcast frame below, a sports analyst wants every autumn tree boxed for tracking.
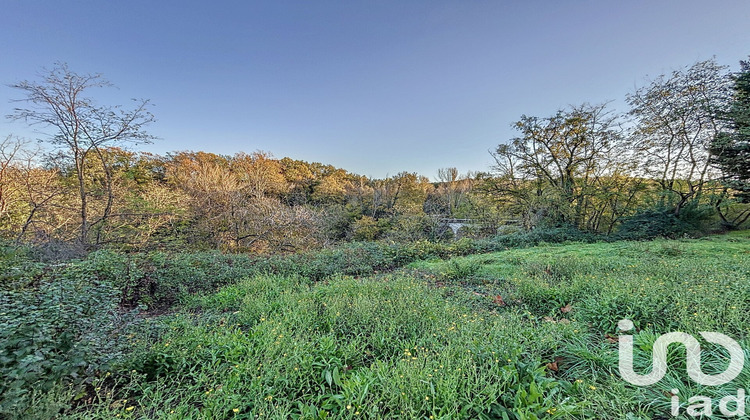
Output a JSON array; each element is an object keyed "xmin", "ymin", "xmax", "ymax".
[
  {"xmin": 81, "ymin": 149, "xmax": 187, "ymax": 248},
  {"xmin": 0, "ymin": 136, "xmax": 24, "ymax": 226},
  {"xmin": 232, "ymin": 151, "xmax": 288, "ymax": 199},
  {"xmin": 164, "ymin": 151, "xmax": 322, "ymax": 252},
  {"xmin": 9, "ymin": 63, "xmax": 155, "ymax": 246},
  {"xmin": 0, "ymin": 137, "xmax": 69, "ymax": 242}
]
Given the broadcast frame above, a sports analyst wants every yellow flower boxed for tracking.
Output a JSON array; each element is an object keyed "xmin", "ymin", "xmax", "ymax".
[
  {"xmin": 126, "ymin": 406, "xmax": 135, "ymax": 411},
  {"xmin": 233, "ymin": 408, "xmax": 240, "ymax": 413},
  {"xmin": 589, "ymin": 385, "xmax": 597, "ymax": 390}
]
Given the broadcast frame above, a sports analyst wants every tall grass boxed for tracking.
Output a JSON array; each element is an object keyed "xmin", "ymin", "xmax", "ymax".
[
  {"xmin": 69, "ymin": 275, "xmax": 577, "ymax": 419},
  {"xmin": 2, "ymin": 232, "xmax": 748, "ymax": 418}
]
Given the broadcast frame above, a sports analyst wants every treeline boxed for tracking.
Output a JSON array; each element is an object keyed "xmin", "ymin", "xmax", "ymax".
[
  {"xmin": 0, "ymin": 142, "xmax": 486, "ymax": 253},
  {"xmin": 1, "ymin": 58, "xmax": 749, "ymax": 255}
]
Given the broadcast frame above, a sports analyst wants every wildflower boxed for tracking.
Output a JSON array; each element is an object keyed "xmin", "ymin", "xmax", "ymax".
[
  {"xmin": 126, "ymin": 406, "xmax": 135, "ymax": 411},
  {"xmin": 233, "ymin": 408, "xmax": 240, "ymax": 413}
]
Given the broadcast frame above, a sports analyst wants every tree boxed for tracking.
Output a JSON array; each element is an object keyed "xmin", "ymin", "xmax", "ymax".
[
  {"xmin": 432, "ymin": 167, "xmax": 474, "ymax": 218},
  {"xmin": 0, "ymin": 136, "xmax": 69, "ymax": 242},
  {"xmin": 710, "ymin": 57, "xmax": 750, "ymax": 228},
  {"xmin": 0, "ymin": 136, "xmax": 24, "ymax": 223},
  {"xmin": 232, "ymin": 151, "xmax": 288, "ymax": 199},
  {"xmin": 627, "ymin": 59, "xmax": 732, "ymax": 216},
  {"xmin": 9, "ymin": 63, "xmax": 155, "ymax": 246},
  {"xmin": 488, "ymin": 103, "xmax": 624, "ymax": 230}
]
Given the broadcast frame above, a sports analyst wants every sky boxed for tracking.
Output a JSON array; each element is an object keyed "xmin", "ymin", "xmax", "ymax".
[{"xmin": 1, "ymin": 1, "xmax": 749, "ymax": 180}]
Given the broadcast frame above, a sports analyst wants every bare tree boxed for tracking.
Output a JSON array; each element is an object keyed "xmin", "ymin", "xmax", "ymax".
[{"xmin": 9, "ymin": 63, "xmax": 155, "ymax": 246}]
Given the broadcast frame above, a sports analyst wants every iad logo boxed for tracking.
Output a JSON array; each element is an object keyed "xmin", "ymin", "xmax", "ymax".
[
  {"xmin": 618, "ymin": 320, "xmax": 744, "ymax": 386},
  {"xmin": 618, "ymin": 320, "xmax": 746, "ymax": 417}
]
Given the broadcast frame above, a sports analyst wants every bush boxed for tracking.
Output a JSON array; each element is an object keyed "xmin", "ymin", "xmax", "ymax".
[
  {"xmin": 442, "ymin": 259, "xmax": 481, "ymax": 280},
  {"xmin": 0, "ymin": 269, "xmax": 135, "ymax": 418},
  {"xmin": 615, "ymin": 204, "xmax": 714, "ymax": 240},
  {"xmin": 0, "ymin": 243, "xmax": 46, "ymax": 290},
  {"xmin": 484, "ymin": 225, "xmax": 601, "ymax": 250}
]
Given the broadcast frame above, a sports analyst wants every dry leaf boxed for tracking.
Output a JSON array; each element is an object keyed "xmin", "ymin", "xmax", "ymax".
[{"xmin": 546, "ymin": 357, "xmax": 564, "ymax": 372}]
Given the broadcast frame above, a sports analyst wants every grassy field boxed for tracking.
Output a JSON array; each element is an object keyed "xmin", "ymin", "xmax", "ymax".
[{"xmin": 4, "ymin": 232, "xmax": 750, "ymax": 419}]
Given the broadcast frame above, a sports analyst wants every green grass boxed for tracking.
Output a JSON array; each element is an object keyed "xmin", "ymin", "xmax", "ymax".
[
  {"xmin": 68, "ymin": 275, "xmax": 578, "ymax": 419},
  {"xmin": 407, "ymin": 233, "xmax": 750, "ymax": 418},
  {"xmin": 5, "ymin": 232, "xmax": 750, "ymax": 419}
]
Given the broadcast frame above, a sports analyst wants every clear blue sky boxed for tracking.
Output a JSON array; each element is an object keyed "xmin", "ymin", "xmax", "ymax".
[{"xmin": 2, "ymin": 1, "xmax": 749, "ymax": 179}]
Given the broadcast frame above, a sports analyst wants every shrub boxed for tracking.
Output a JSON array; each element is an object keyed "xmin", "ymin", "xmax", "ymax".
[
  {"xmin": 442, "ymin": 259, "xmax": 481, "ymax": 280},
  {"xmin": 0, "ymin": 243, "xmax": 46, "ymax": 290},
  {"xmin": 0, "ymin": 271, "xmax": 135, "ymax": 418},
  {"xmin": 486, "ymin": 225, "xmax": 601, "ymax": 250},
  {"xmin": 615, "ymin": 204, "xmax": 714, "ymax": 240}
]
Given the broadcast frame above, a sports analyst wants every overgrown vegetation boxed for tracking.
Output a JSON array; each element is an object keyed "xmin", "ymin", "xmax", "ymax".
[{"xmin": 2, "ymin": 232, "xmax": 748, "ymax": 418}]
